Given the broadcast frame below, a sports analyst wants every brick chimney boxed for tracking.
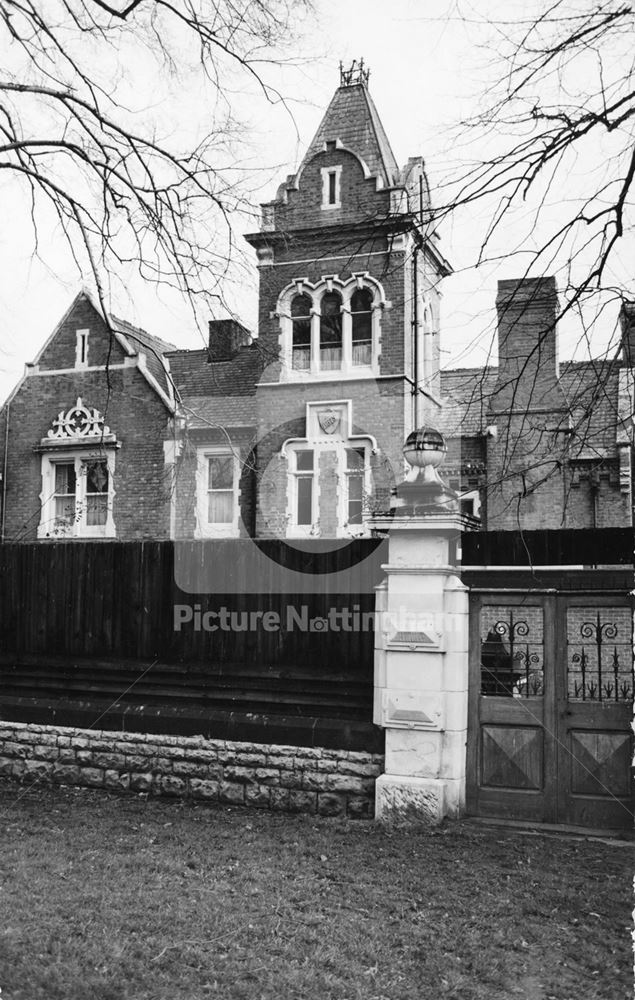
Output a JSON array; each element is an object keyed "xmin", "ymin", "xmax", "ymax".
[
  {"xmin": 619, "ymin": 301, "xmax": 635, "ymax": 367},
  {"xmin": 208, "ymin": 319, "xmax": 251, "ymax": 361},
  {"xmin": 485, "ymin": 276, "xmax": 571, "ymax": 530},
  {"xmin": 489, "ymin": 276, "xmax": 566, "ymax": 413}
]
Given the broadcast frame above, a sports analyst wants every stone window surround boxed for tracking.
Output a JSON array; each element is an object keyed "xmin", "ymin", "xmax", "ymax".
[
  {"xmin": 195, "ymin": 445, "xmax": 242, "ymax": 538},
  {"xmin": 275, "ymin": 273, "xmax": 388, "ymax": 382},
  {"xmin": 282, "ymin": 401, "xmax": 375, "ymax": 539},
  {"xmin": 321, "ymin": 164, "xmax": 342, "ymax": 209},
  {"xmin": 75, "ymin": 328, "xmax": 89, "ymax": 369},
  {"xmin": 37, "ymin": 447, "xmax": 117, "ymax": 540}
]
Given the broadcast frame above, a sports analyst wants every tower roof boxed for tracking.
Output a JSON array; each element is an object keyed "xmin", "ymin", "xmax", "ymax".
[{"xmin": 297, "ymin": 67, "xmax": 400, "ymax": 190}]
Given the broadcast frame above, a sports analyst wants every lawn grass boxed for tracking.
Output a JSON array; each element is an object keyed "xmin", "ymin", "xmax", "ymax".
[{"xmin": 0, "ymin": 779, "xmax": 631, "ymax": 1000}]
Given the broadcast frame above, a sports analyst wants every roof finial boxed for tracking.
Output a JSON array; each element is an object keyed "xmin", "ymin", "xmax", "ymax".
[{"xmin": 339, "ymin": 58, "xmax": 370, "ymax": 88}]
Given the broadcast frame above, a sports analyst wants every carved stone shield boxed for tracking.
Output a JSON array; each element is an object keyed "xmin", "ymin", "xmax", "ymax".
[{"xmin": 318, "ymin": 408, "xmax": 340, "ymax": 435}]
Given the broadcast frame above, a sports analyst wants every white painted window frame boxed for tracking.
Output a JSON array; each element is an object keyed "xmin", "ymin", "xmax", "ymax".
[
  {"xmin": 285, "ymin": 444, "xmax": 319, "ymax": 538},
  {"xmin": 459, "ymin": 488, "xmax": 481, "ymax": 520},
  {"xmin": 278, "ymin": 276, "xmax": 383, "ymax": 381},
  {"xmin": 37, "ymin": 448, "xmax": 116, "ymax": 539},
  {"xmin": 195, "ymin": 446, "xmax": 241, "ymax": 538},
  {"xmin": 339, "ymin": 441, "xmax": 372, "ymax": 537},
  {"xmin": 284, "ymin": 436, "xmax": 373, "ymax": 540},
  {"xmin": 321, "ymin": 165, "xmax": 342, "ymax": 209},
  {"xmin": 75, "ymin": 328, "xmax": 89, "ymax": 369}
]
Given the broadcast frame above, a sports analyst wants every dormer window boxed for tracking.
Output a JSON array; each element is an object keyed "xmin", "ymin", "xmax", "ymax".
[
  {"xmin": 75, "ymin": 328, "xmax": 89, "ymax": 369},
  {"xmin": 321, "ymin": 166, "xmax": 342, "ymax": 209}
]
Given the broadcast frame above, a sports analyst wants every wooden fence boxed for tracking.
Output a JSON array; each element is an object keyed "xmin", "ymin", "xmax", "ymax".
[
  {"xmin": 461, "ymin": 527, "xmax": 633, "ymax": 567},
  {"xmin": 0, "ymin": 539, "xmax": 386, "ymax": 750},
  {"xmin": 0, "ymin": 529, "xmax": 631, "ymax": 750}
]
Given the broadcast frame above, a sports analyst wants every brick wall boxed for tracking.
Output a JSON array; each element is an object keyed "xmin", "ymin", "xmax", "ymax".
[
  {"xmin": 564, "ymin": 462, "xmax": 631, "ymax": 529},
  {"xmin": 273, "ymin": 148, "xmax": 392, "ymax": 235},
  {"xmin": 0, "ymin": 722, "xmax": 384, "ymax": 819},
  {"xmin": 0, "ymin": 368, "xmax": 172, "ymax": 541},
  {"xmin": 37, "ymin": 296, "xmax": 125, "ymax": 370},
  {"xmin": 173, "ymin": 427, "xmax": 257, "ymax": 538},
  {"xmin": 254, "ymin": 379, "xmax": 405, "ymax": 536},
  {"xmin": 256, "ymin": 242, "xmax": 408, "ymax": 377}
]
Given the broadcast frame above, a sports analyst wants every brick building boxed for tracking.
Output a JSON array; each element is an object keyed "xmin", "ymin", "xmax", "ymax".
[
  {"xmin": 0, "ymin": 292, "xmax": 177, "ymax": 542},
  {"xmin": 439, "ymin": 278, "xmax": 635, "ymax": 529},
  {"xmin": 0, "ymin": 67, "xmax": 633, "ymax": 541}
]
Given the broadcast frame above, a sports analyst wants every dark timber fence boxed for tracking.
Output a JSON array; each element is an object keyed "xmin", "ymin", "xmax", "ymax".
[
  {"xmin": 461, "ymin": 527, "xmax": 633, "ymax": 567},
  {"xmin": 0, "ymin": 539, "xmax": 387, "ymax": 751},
  {"xmin": 0, "ymin": 530, "xmax": 631, "ymax": 750}
]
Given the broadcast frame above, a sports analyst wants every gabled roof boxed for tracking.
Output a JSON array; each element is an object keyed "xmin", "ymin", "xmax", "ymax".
[
  {"xmin": 297, "ymin": 82, "xmax": 400, "ymax": 189},
  {"xmin": 439, "ymin": 360, "xmax": 625, "ymax": 458},
  {"xmin": 109, "ymin": 313, "xmax": 176, "ymax": 401},
  {"xmin": 20, "ymin": 290, "xmax": 176, "ymax": 411}
]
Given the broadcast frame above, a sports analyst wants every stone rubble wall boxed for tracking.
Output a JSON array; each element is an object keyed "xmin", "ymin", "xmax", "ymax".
[{"xmin": 0, "ymin": 722, "xmax": 384, "ymax": 819}]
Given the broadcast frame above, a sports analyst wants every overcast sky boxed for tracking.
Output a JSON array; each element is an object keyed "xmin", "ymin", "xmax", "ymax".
[{"xmin": 0, "ymin": 0, "xmax": 630, "ymax": 403}]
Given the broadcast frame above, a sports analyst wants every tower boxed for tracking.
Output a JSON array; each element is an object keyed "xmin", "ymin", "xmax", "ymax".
[{"xmin": 245, "ymin": 62, "xmax": 451, "ymax": 538}]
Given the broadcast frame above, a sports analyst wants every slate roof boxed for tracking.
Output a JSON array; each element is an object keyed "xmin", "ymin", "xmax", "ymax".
[
  {"xmin": 560, "ymin": 360, "xmax": 622, "ymax": 459},
  {"xmin": 180, "ymin": 395, "xmax": 256, "ymax": 430},
  {"xmin": 439, "ymin": 360, "xmax": 625, "ymax": 459},
  {"xmin": 166, "ymin": 344, "xmax": 264, "ymax": 398},
  {"xmin": 166, "ymin": 343, "xmax": 265, "ymax": 429},
  {"xmin": 298, "ymin": 82, "xmax": 400, "ymax": 189},
  {"xmin": 109, "ymin": 314, "xmax": 176, "ymax": 399},
  {"xmin": 438, "ymin": 368, "xmax": 498, "ymax": 437}
]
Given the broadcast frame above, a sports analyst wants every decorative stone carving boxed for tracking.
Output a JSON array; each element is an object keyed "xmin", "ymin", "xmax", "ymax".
[
  {"xmin": 317, "ymin": 408, "xmax": 341, "ymax": 435},
  {"xmin": 47, "ymin": 397, "xmax": 111, "ymax": 439}
]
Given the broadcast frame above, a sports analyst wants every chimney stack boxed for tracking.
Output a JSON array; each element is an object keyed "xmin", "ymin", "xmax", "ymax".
[
  {"xmin": 208, "ymin": 319, "xmax": 252, "ymax": 362},
  {"xmin": 490, "ymin": 276, "xmax": 565, "ymax": 412}
]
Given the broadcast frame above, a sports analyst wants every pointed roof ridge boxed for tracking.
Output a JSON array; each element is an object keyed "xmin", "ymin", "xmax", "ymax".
[
  {"xmin": 361, "ymin": 84, "xmax": 400, "ymax": 186},
  {"xmin": 296, "ymin": 81, "xmax": 400, "ymax": 190}
]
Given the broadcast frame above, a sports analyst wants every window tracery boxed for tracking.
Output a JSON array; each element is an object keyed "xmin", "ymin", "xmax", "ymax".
[{"xmin": 277, "ymin": 275, "xmax": 386, "ymax": 380}]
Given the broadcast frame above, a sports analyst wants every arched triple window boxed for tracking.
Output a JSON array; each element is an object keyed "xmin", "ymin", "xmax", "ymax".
[{"xmin": 282, "ymin": 279, "xmax": 382, "ymax": 377}]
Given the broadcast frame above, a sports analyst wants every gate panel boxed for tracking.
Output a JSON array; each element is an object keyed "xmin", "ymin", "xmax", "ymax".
[
  {"xmin": 558, "ymin": 596, "xmax": 634, "ymax": 829},
  {"xmin": 466, "ymin": 594, "xmax": 557, "ymax": 823},
  {"xmin": 467, "ymin": 584, "xmax": 634, "ymax": 831}
]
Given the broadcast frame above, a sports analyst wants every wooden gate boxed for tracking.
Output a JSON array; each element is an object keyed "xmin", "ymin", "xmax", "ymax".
[{"xmin": 466, "ymin": 577, "xmax": 634, "ymax": 831}]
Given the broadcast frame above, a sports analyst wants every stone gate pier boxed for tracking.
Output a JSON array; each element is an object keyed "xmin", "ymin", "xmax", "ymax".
[{"xmin": 372, "ymin": 428, "xmax": 471, "ymax": 825}]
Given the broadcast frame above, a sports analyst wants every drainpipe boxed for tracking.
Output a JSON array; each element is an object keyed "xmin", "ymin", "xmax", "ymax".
[
  {"xmin": 1, "ymin": 401, "xmax": 9, "ymax": 543},
  {"xmin": 590, "ymin": 467, "xmax": 599, "ymax": 530},
  {"xmin": 412, "ymin": 242, "xmax": 420, "ymax": 427},
  {"xmin": 411, "ymin": 176, "xmax": 428, "ymax": 428}
]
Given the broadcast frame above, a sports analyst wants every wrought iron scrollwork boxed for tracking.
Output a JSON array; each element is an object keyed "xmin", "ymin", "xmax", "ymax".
[
  {"xmin": 569, "ymin": 612, "xmax": 632, "ymax": 703},
  {"xmin": 481, "ymin": 610, "xmax": 542, "ymax": 698}
]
